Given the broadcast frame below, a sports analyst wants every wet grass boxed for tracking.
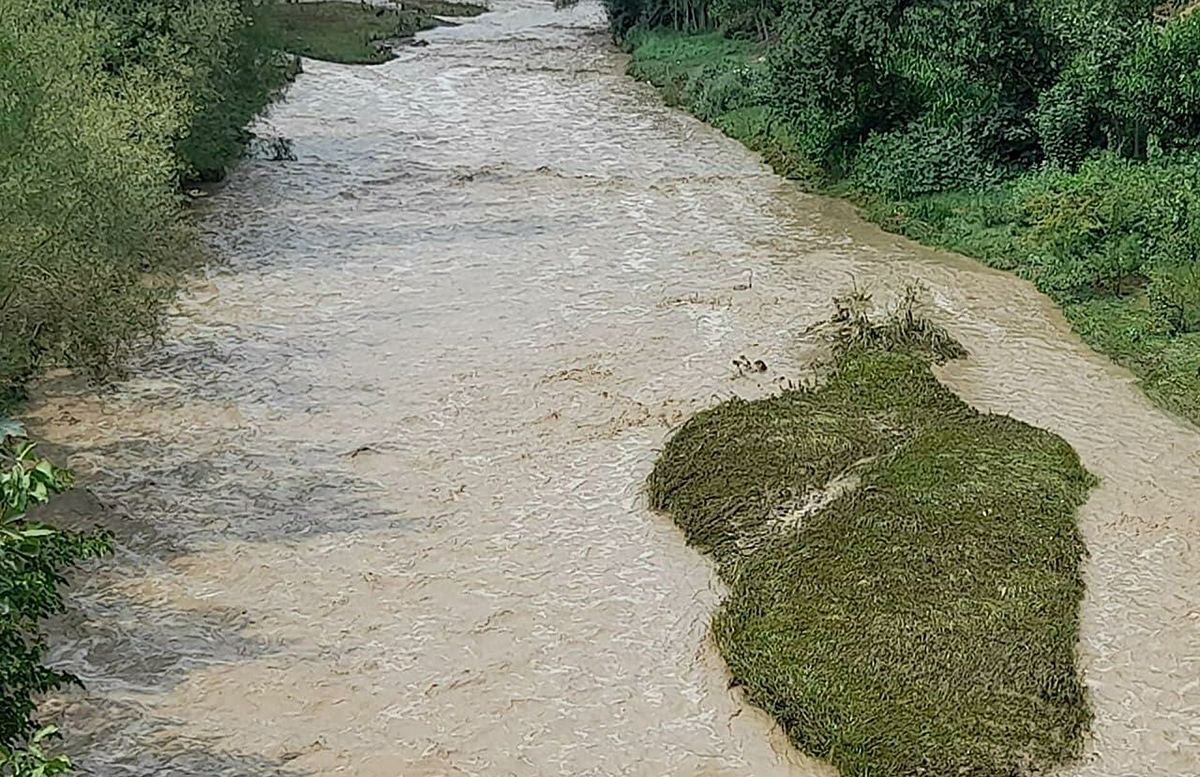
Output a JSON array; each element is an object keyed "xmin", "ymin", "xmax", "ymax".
[
  {"xmin": 260, "ymin": 0, "xmax": 485, "ymax": 65},
  {"xmin": 648, "ymin": 300, "xmax": 1095, "ymax": 776}
]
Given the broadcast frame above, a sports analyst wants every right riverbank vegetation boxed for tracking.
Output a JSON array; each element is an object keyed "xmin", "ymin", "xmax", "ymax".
[
  {"xmin": 1, "ymin": 0, "xmax": 479, "ymax": 771},
  {"xmin": 607, "ymin": 0, "xmax": 1200, "ymax": 426},
  {"xmin": 650, "ymin": 294, "xmax": 1096, "ymax": 776}
]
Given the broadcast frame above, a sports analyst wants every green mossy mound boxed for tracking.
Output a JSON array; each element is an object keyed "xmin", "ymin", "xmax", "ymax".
[{"xmin": 648, "ymin": 303, "xmax": 1095, "ymax": 777}]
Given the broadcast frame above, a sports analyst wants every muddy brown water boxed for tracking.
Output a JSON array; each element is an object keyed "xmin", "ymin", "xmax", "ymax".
[{"xmin": 24, "ymin": 1, "xmax": 1200, "ymax": 774}]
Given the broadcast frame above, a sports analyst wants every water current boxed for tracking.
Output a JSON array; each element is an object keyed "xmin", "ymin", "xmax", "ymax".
[{"xmin": 25, "ymin": 2, "xmax": 1200, "ymax": 774}]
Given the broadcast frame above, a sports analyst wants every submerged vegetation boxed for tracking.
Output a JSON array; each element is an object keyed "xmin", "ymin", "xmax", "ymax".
[
  {"xmin": 260, "ymin": 0, "xmax": 485, "ymax": 65},
  {"xmin": 617, "ymin": 1, "xmax": 1200, "ymax": 425},
  {"xmin": 649, "ymin": 295, "xmax": 1095, "ymax": 776}
]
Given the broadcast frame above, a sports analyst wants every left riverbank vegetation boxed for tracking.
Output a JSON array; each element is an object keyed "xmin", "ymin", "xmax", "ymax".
[
  {"xmin": 1, "ymin": 433, "xmax": 111, "ymax": 774},
  {"xmin": 649, "ymin": 293, "xmax": 1096, "ymax": 777},
  {"xmin": 0, "ymin": 0, "xmax": 487, "ymax": 413},
  {"xmin": 0, "ymin": 0, "xmax": 298, "ymax": 412},
  {"xmin": 606, "ymin": 0, "xmax": 1200, "ymax": 427},
  {"xmin": 0, "ymin": 0, "xmax": 473, "ymax": 769}
]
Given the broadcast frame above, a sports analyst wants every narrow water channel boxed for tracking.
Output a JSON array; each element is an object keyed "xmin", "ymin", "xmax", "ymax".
[{"xmin": 27, "ymin": 1, "xmax": 1199, "ymax": 774}]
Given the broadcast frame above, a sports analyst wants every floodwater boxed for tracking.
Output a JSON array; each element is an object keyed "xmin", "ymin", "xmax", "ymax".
[{"xmin": 26, "ymin": 1, "xmax": 1199, "ymax": 775}]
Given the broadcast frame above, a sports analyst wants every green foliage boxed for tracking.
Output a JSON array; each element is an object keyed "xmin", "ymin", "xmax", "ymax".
[
  {"xmin": 850, "ymin": 122, "xmax": 1003, "ymax": 198},
  {"xmin": 761, "ymin": 0, "xmax": 1053, "ymax": 174},
  {"xmin": 648, "ymin": 300, "xmax": 1094, "ymax": 777},
  {"xmin": 688, "ymin": 61, "xmax": 765, "ymax": 120},
  {"xmin": 617, "ymin": 0, "xmax": 1200, "ymax": 176},
  {"xmin": 859, "ymin": 153, "xmax": 1200, "ymax": 424},
  {"xmin": 0, "ymin": 0, "xmax": 296, "ymax": 409},
  {"xmin": 709, "ymin": 0, "xmax": 778, "ymax": 37},
  {"xmin": 1012, "ymin": 154, "xmax": 1200, "ymax": 297},
  {"xmin": 1147, "ymin": 263, "xmax": 1200, "ymax": 335},
  {"xmin": 1115, "ymin": 12, "xmax": 1200, "ymax": 153},
  {"xmin": 0, "ymin": 727, "xmax": 73, "ymax": 777},
  {"xmin": 177, "ymin": 2, "xmax": 303, "ymax": 180},
  {"xmin": 0, "ymin": 438, "xmax": 110, "ymax": 745}
]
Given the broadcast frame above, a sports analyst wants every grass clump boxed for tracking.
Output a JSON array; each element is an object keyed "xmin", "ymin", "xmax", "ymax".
[
  {"xmin": 648, "ymin": 295, "xmax": 1095, "ymax": 777},
  {"xmin": 261, "ymin": 0, "xmax": 485, "ymax": 65}
]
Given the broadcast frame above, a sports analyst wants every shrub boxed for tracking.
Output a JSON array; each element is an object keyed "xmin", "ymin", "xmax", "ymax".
[
  {"xmin": 1115, "ymin": 12, "xmax": 1200, "ymax": 154},
  {"xmin": 0, "ymin": 0, "xmax": 293, "ymax": 407},
  {"xmin": 850, "ymin": 122, "xmax": 1003, "ymax": 198},
  {"xmin": 1, "ymin": 438, "xmax": 110, "ymax": 744},
  {"xmin": 765, "ymin": 0, "xmax": 906, "ymax": 165},
  {"xmin": 689, "ymin": 62, "xmax": 766, "ymax": 120},
  {"xmin": 1148, "ymin": 263, "xmax": 1200, "ymax": 334}
]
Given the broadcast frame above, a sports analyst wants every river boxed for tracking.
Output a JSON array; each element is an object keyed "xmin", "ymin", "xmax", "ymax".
[{"xmin": 26, "ymin": 1, "xmax": 1199, "ymax": 774}]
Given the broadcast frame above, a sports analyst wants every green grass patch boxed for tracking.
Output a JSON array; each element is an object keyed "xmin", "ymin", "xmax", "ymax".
[
  {"xmin": 400, "ymin": 0, "xmax": 486, "ymax": 16},
  {"xmin": 260, "ymin": 0, "xmax": 485, "ymax": 65},
  {"xmin": 648, "ymin": 301, "xmax": 1094, "ymax": 777}
]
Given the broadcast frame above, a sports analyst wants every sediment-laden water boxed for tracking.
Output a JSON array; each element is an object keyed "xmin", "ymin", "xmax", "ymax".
[{"xmin": 26, "ymin": 2, "xmax": 1199, "ymax": 774}]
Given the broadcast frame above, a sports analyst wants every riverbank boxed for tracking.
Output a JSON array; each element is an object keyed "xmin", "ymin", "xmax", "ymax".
[
  {"xmin": 626, "ymin": 25, "xmax": 1200, "ymax": 426},
  {"xmin": 261, "ymin": 0, "xmax": 486, "ymax": 65},
  {"xmin": 0, "ymin": 0, "xmax": 297, "ymax": 412},
  {"xmin": 0, "ymin": 0, "xmax": 301, "ymax": 763},
  {"xmin": 0, "ymin": 0, "xmax": 487, "ymax": 417}
]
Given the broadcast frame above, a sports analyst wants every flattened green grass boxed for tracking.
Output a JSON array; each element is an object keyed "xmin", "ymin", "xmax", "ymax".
[
  {"xmin": 260, "ymin": 1, "xmax": 484, "ymax": 65},
  {"xmin": 648, "ymin": 346, "xmax": 1095, "ymax": 776}
]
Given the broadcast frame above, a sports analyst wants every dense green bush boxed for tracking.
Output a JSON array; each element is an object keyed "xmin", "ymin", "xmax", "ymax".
[
  {"xmin": 615, "ymin": 0, "xmax": 1200, "ymax": 180},
  {"xmin": 850, "ymin": 122, "xmax": 1003, "ymax": 198},
  {"xmin": 1115, "ymin": 12, "xmax": 1200, "ymax": 155},
  {"xmin": 0, "ymin": 0, "xmax": 294, "ymax": 408},
  {"xmin": 1148, "ymin": 263, "xmax": 1200, "ymax": 335},
  {"xmin": 1013, "ymin": 154, "xmax": 1200, "ymax": 298}
]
